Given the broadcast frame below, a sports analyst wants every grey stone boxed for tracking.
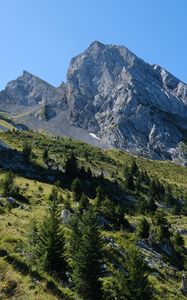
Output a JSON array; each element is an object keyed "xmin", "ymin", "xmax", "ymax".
[{"xmin": 1, "ymin": 41, "xmax": 187, "ymax": 162}]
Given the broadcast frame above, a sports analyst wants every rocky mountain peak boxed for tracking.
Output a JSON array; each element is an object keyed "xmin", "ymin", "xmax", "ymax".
[
  {"xmin": 87, "ymin": 40, "xmax": 106, "ymax": 50},
  {"xmin": 22, "ymin": 70, "xmax": 35, "ymax": 79},
  {"xmin": 65, "ymin": 41, "xmax": 187, "ymax": 160},
  {"xmin": 0, "ymin": 70, "xmax": 66, "ymax": 108},
  {"xmin": 0, "ymin": 41, "xmax": 187, "ymax": 162}
]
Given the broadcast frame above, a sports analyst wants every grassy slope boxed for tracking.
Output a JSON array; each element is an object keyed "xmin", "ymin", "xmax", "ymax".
[
  {"xmin": 0, "ymin": 130, "xmax": 187, "ymax": 299},
  {"xmin": 1, "ymin": 129, "xmax": 187, "ymax": 194},
  {"xmin": 0, "ymin": 119, "xmax": 15, "ymax": 131},
  {"xmin": 0, "ymin": 112, "xmax": 20, "ymax": 131},
  {"xmin": 0, "ymin": 174, "xmax": 74, "ymax": 299}
]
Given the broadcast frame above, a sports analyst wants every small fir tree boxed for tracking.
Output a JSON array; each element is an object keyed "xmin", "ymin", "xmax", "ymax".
[
  {"xmin": 35, "ymin": 188, "xmax": 67, "ymax": 276},
  {"xmin": 23, "ymin": 141, "xmax": 32, "ymax": 163},
  {"xmin": 1, "ymin": 172, "xmax": 15, "ymax": 196}
]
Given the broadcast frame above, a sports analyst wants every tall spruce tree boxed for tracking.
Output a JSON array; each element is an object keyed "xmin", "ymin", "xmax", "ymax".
[
  {"xmin": 23, "ymin": 141, "xmax": 32, "ymax": 163},
  {"xmin": 36, "ymin": 188, "xmax": 67, "ymax": 276},
  {"xmin": 69, "ymin": 209, "xmax": 103, "ymax": 300},
  {"xmin": 1, "ymin": 172, "xmax": 15, "ymax": 196},
  {"xmin": 65, "ymin": 152, "xmax": 78, "ymax": 177}
]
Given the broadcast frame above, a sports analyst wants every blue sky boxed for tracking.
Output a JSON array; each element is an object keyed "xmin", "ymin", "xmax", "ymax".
[{"xmin": 0, "ymin": 0, "xmax": 186, "ymax": 89}]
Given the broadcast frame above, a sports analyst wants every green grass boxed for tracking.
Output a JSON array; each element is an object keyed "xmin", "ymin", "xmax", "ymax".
[
  {"xmin": 0, "ymin": 119, "xmax": 15, "ymax": 131},
  {"xmin": 1, "ymin": 129, "xmax": 187, "ymax": 299},
  {"xmin": 0, "ymin": 172, "xmax": 75, "ymax": 299},
  {"xmin": 1, "ymin": 129, "xmax": 187, "ymax": 195}
]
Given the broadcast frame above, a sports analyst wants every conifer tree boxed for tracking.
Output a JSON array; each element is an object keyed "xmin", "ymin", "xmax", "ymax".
[
  {"xmin": 1, "ymin": 172, "xmax": 15, "ymax": 196},
  {"xmin": 65, "ymin": 152, "xmax": 78, "ymax": 177},
  {"xmin": 23, "ymin": 141, "xmax": 32, "ymax": 163},
  {"xmin": 69, "ymin": 209, "xmax": 103, "ymax": 300},
  {"xmin": 36, "ymin": 188, "xmax": 67, "ymax": 276}
]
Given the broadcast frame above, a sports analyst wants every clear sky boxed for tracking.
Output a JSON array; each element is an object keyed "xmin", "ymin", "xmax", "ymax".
[{"xmin": 0, "ymin": 0, "xmax": 186, "ymax": 90}]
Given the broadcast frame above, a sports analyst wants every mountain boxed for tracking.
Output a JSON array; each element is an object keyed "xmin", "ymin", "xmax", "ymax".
[{"xmin": 0, "ymin": 41, "xmax": 187, "ymax": 161}]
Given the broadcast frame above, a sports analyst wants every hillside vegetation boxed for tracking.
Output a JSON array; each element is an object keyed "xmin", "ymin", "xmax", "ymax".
[{"xmin": 0, "ymin": 129, "xmax": 187, "ymax": 299}]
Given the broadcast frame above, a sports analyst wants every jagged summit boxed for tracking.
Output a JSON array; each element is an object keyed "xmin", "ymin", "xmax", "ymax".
[
  {"xmin": 0, "ymin": 41, "xmax": 187, "ymax": 162},
  {"xmin": 22, "ymin": 70, "xmax": 34, "ymax": 77},
  {"xmin": 88, "ymin": 40, "xmax": 106, "ymax": 49}
]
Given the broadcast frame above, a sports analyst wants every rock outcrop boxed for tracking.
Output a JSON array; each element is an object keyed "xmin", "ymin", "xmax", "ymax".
[
  {"xmin": 0, "ymin": 41, "xmax": 187, "ymax": 161},
  {"xmin": 0, "ymin": 71, "xmax": 66, "ymax": 108}
]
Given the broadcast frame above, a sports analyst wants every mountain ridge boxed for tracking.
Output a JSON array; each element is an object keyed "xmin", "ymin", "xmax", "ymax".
[{"xmin": 0, "ymin": 41, "xmax": 187, "ymax": 162}]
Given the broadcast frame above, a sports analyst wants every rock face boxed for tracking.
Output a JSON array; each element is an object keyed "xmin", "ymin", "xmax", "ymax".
[
  {"xmin": 0, "ymin": 71, "xmax": 66, "ymax": 108},
  {"xmin": 0, "ymin": 41, "xmax": 187, "ymax": 161},
  {"xmin": 65, "ymin": 41, "xmax": 187, "ymax": 160}
]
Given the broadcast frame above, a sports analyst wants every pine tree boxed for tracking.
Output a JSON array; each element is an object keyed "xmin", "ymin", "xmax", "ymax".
[
  {"xmin": 65, "ymin": 152, "xmax": 78, "ymax": 177},
  {"xmin": 69, "ymin": 209, "xmax": 103, "ymax": 300},
  {"xmin": 36, "ymin": 189, "xmax": 67, "ymax": 276},
  {"xmin": 23, "ymin": 141, "xmax": 32, "ymax": 163},
  {"xmin": 1, "ymin": 172, "xmax": 15, "ymax": 196}
]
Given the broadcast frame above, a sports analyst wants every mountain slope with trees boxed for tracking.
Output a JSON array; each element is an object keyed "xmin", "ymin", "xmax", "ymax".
[{"xmin": 0, "ymin": 129, "xmax": 187, "ymax": 299}]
